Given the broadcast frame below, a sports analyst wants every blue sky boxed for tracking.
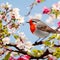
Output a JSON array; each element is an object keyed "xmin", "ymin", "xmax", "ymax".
[
  {"xmin": 0, "ymin": 0, "xmax": 60, "ymax": 59},
  {"xmin": 0, "ymin": 0, "xmax": 59, "ymax": 48},
  {"xmin": 0, "ymin": 0, "xmax": 58, "ymax": 40}
]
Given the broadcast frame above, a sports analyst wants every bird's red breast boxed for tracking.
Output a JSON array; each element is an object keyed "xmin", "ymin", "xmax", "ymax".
[{"xmin": 29, "ymin": 19, "xmax": 36, "ymax": 33}]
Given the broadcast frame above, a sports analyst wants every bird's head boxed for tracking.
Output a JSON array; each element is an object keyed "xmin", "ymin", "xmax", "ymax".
[{"xmin": 27, "ymin": 19, "xmax": 37, "ymax": 33}]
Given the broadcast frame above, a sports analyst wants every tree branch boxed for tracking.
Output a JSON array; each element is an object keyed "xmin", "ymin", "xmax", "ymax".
[
  {"xmin": 1, "ymin": 42, "xmax": 59, "ymax": 59},
  {"xmin": 6, "ymin": 43, "xmax": 20, "ymax": 51},
  {"xmin": 33, "ymin": 40, "xmax": 60, "ymax": 47}
]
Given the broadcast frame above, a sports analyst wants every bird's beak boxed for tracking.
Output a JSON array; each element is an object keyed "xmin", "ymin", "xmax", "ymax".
[{"xmin": 26, "ymin": 22, "xmax": 29, "ymax": 23}]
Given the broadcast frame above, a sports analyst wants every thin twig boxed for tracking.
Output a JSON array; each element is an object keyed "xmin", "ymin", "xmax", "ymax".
[{"xmin": 25, "ymin": 1, "xmax": 37, "ymax": 16}]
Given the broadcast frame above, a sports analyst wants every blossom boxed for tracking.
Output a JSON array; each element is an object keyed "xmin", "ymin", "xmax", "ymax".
[
  {"xmin": 10, "ymin": 8, "xmax": 24, "ymax": 24},
  {"xmin": 48, "ymin": 47, "xmax": 55, "ymax": 53},
  {"xmin": 16, "ymin": 39, "xmax": 33, "ymax": 50},
  {"xmin": 15, "ymin": 32, "xmax": 33, "ymax": 51},
  {"xmin": 17, "ymin": 16, "xmax": 24, "ymax": 24},
  {"xmin": 52, "ymin": 4, "xmax": 57, "ymax": 10},
  {"xmin": 24, "ymin": 41, "xmax": 33, "ymax": 51},
  {"xmin": 48, "ymin": 54, "xmax": 57, "ymax": 60},
  {"xmin": 15, "ymin": 32, "xmax": 28, "ymax": 49},
  {"xmin": 43, "ymin": 7, "xmax": 51, "ymax": 14},
  {"xmin": 16, "ymin": 39, "xmax": 25, "ymax": 49},
  {"xmin": 10, "ymin": 52, "xmax": 18, "ymax": 57},
  {"xmin": 10, "ymin": 8, "xmax": 20, "ymax": 18},
  {"xmin": 52, "ymin": 3, "xmax": 60, "ymax": 10},
  {"xmin": 12, "ymin": 8, "xmax": 20, "ymax": 14},
  {"xmin": 9, "ymin": 56, "xmax": 16, "ymax": 60},
  {"xmin": 57, "ymin": 15, "xmax": 60, "ymax": 20},
  {"xmin": 19, "ymin": 32, "xmax": 28, "ymax": 42},
  {"xmin": 2, "ymin": 37, "xmax": 10, "ymax": 45},
  {"xmin": 17, "ymin": 55, "xmax": 31, "ymax": 60},
  {"xmin": 0, "ymin": 49, "xmax": 4, "ymax": 55},
  {"xmin": 36, "ymin": 0, "xmax": 41, "ymax": 3},
  {"xmin": 1, "ymin": 2, "xmax": 12, "ymax": 9},
  {"xmin": 8, "ymin": 28, "xmax": 16, "ymax": 34},
  {"xmin": 57, "ymin": 21, "xmax": 60, "ymax": 27},
  {"xmin": 0, "ymin": 15, "xmax": 2, "ymax": 20}
]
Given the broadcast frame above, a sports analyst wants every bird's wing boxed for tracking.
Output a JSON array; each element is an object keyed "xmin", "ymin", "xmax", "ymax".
[{"xmin": 32, "ymin": 19, "xmax": 56, "ymax": 33}]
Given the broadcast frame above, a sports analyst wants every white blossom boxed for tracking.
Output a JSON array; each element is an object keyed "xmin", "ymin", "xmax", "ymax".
[
  {"xmin": 0, "ymin": 2, "xmax": 12, "ymax": 9},
  {"xmin": 10, "ymin": 8, "xmax": 20, "ymax": 19},
  {"xmin": 10, "ymin": 8, "xmax": 24, "ymax": 24},
  {"xmin": 48, "ymin": 47, "xmax": 55, "ymax": 53},
  {"xmin": 58, "ymin": 28, "xmax": 60, "ymax": 31},
  {"xmin": 0, "ymin": 49, "xmax": 3, "ymax": 55},
  {"xmin": 16, "ymin": 39, "xmax": 24, "ymax": 49},
  {"xmin": 2, "ymin": 37, "xmax": 10, "ymax": 45},
  {"xmin": 52, "ymin": 2, "xmax": 60, "ymax": 10},
  {"xmin": 12, "ymin": 8, "xmax": 20, "ymax": 14},
  {"xmin": 57, "ymin": 15, "xmax": 60, "ymax": 20},
  {"xmin": 52, "ymin": 4, "xmax": 57, "ymax": 10},
  {"xmin": 15, "ymin": 37, "xmax": 33, "ymax": 51},
  {"xmin": 10, "ymin": 52, "xmax": 18, "ymax": 57},
  {"xmin": 10, "ymin": 8, "xmax": 20, "ymax": 16},
  {"xmin": 17, "ymin": 16, "xmax": 24, "ymax": 24},
  {"xmin": 19, "ymin": 32, "xmax": 28, "ymax": 42},
  {"xmin": 8, "ymin": 28, "xmax": 16, "ymax": 34},
  {"xmin": 24, "ymin": 41, "xmax": 33, "ymax": 50}
]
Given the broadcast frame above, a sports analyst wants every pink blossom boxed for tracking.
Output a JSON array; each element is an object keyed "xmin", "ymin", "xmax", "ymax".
[
  {"xmin": 2, "ymin": 15, "xmax": 5, "ymax": 19},
  {"xmin": 36, "ymin": 0, "xmax": 41, "ymax": 3},
  {"xmin": 9, "ymin": 25, "xmax": 13, "ymax": 29},
  {"xmin": 0, "ymin": 15, "xmax": 2, "ymax": 20},
  {"xmin": 17, "ymin": 55, "xmax": 31, "ymax": 60},
  {"xmin": 11, "ymin": 15, "xmax": 15, "ymax": 20},
  {"xmin": 9, "ymin": 56, "xmax": 16, "ymax": 60},
  {"xmin": 43, "ymin": 7, "xmax": 51, "ymax": 14},
  {"xmin": 48, "ymin": 54, "xmax": 57, "ymax": 60},
  {"xmin": 57, "ymin": 21, "xmax": 60, "ymax": 27}
]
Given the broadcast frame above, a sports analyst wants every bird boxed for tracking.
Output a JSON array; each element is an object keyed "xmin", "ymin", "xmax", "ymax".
[{"xmin": 27, "ymin": 19, "xmax": 60, "ymax": 42}]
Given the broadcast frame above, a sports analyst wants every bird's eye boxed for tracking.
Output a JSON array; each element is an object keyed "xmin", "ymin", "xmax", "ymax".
[{"xmin": 32, "ymin": 21, "xmax": 36, "ymax": 23}]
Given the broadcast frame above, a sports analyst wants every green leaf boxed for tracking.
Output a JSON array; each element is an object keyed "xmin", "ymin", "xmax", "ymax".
[
  {"xmin": 41, "ymin": 0, "xmax": 45, "ymax": 2},
  {"xmin": 51, "ymin": 9, "xmax": 56, "ymax": 14},
  {"xmin": 32, "ymin": 49, "xmax": 38, "ymax": 53},
  {"xmin": 0, "ymin": 20, "xmax": 2, "ymax": 28},
  {"xmin": 14, "ymin": 34, "xmax": 19, "ymax": 39},
  {"xmin": 56, "ymin": 34, "xmax": 60, "ymax": 40},
  {"xmin": 44, "ymin": 41, "xmax": 51, "ymax": 46},
  {"xmin": 27, "ymin": 51, "xmax": 32, "ymax": 56},
  {"xmin": 31, "ymin": 49, "xmax": 43, "ymax": 57},
  {"xmin": 48, "ymin": 34, "xmax": 57, "ymax": 40},
  {"xmin": 53, "ymin": 48, "xmax": 60, "ymax": 58},
  {"xmin": 3, "ymin": 52, "xmax": 11, "ymax": 60}
]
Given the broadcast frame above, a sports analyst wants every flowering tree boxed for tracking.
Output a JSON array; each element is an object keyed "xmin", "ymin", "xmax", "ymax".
[{"xmin": 0, "ymin": 0, "xmax": 60, "ymax": 60}]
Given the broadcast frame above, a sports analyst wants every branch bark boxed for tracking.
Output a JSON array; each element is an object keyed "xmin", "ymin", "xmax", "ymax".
[{"xmin": 1, "ymin": 41, "xmax": 59, "ymax": 59}]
